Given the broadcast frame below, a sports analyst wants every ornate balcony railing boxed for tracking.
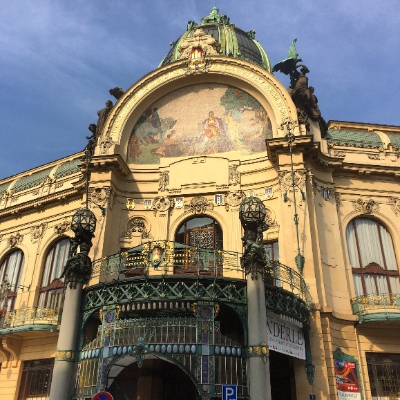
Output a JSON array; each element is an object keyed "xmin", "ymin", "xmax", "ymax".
[
  {"xmin": 91, "ymin": 241, "xmax": 242, "ymax": 280},
  {"xmin": 351, "ymin": 293, "xmax": 400, "ymax": 322},
  {"xmin": 88, "ymin": 241, "xmax": 311, "ymax": 304},
  {"xmin": 0, "ymin": 306, "xmax": 61, "ymax": 330}
]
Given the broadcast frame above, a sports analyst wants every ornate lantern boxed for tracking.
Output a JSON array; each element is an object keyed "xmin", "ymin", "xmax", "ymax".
[
  {"xmin": 239, "ymin": 196, "xmax": 267, "ymax": 230},
  {"xmin": 71, "ymin": 209, "xmax": 96, "ymax": 235}
]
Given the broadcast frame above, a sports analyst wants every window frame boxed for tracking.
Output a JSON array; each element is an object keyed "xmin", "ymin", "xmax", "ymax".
[
  {"xmin": 38, "ymin": 238, "xmax": 71, "ymax": 309},
  {"xmin": 0, "ymin": 249, "xmax": 25, "ymax": 311},
  {"xmin": 347, "ymin": 218, "xmax": 399, "ymax": 296}
]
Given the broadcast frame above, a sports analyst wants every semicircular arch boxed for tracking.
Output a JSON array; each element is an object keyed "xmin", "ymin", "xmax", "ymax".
[{"xmin": 99, "ymin": 58, "xmax": 298, "ymax": 163}]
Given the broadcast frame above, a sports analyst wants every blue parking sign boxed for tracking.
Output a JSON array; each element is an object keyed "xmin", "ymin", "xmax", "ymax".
[{"xmin": 222, "ymin": 384, "xmax": 237, "ymax": 400}]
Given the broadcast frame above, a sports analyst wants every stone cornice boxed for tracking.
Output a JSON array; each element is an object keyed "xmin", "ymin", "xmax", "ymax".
[
  {"xmin": 0, "ymin": 187, "xmax": 82, "ymax": 221},
  {"xmin": 89, "ymin": 154, "xmax": 131, "ymax": 177},
  {"xmin": 266, "ymin": 135, "xmax": 315, "ymax": 164}
]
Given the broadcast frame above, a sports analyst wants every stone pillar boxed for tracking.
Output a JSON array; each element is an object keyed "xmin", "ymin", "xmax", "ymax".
[
  {"xmin": 49, "ymin": 283, "xmax": 83, "ymax": 399},
  {"xmin": 49, "ymin": 208, "xmax": 96, "ymax": 400},
  {"xmin": 247, "ymin": 276, "xmax": 271, "ymax": 400},
  {"xmin": 239, "ymin": 197, "xmax": 272, "ymax": 400}
]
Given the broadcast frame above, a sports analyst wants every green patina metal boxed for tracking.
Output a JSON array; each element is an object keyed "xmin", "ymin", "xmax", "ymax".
[
  {"xmin": 54, "ymin": 158, "xmax": 81, "ymax": 179},
  {"xmin": 351, "ymin": 293, "xmax": 400, "ymax": 322},
  {"xmin": 159, "ymin": 6, "xmax": 271, "ymax": 71},
  {"xmin": 0, "ymin": 181, "xmax": 11, "ymax": 198},
  {"xmin": 12, "ymin": 167, "xmax": 53, "ymax": 193},
  {"xmin": 325, "ymin": 129, "xmax": 383, "ymax": 148},
  {"xmin": 386, "ymin": 132, "xmax": 400, "ymax": 150},
  {"xmin": 82, "ymin": 276, "xmax": 247, "ymax": 324}
]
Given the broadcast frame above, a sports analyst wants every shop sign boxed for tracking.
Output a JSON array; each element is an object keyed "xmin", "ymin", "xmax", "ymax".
[{"xmin": 267, "ymin": 312, "xmax": 305, "ymax": 360}]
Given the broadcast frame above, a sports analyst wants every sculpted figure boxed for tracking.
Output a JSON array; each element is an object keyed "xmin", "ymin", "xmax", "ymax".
[
  {"xmin": 109, "ymin": 87, "xmax": 125, "ymax": 100},
  {"xmin": 96, "ymin": 100, "xmax": 113, "ymax": 137}
]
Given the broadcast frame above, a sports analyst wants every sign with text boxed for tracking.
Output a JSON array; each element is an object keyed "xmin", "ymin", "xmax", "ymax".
[
  {"xmin": 334, "ymin": 359, "xmax": 361, "ymax": 399},
  {"xmin": 222, "ymin": 385, "xmax": 237, "ymax": 400},
  {"xmin": 267, "ymin": 312, "xmax": 305, "ymax": 360}
]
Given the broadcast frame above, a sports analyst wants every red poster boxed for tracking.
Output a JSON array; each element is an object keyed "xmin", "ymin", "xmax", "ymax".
[{"xmin": 334, "ymin": 359, "xmax": 361, "ymax": 399}]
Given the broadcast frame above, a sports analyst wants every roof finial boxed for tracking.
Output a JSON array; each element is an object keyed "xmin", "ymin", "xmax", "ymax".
[{"xmin": 211, "ymin": 5, "xmax": 219, "ymax": 14}]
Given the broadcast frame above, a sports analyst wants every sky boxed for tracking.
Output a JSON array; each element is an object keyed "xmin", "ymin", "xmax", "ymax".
[{"xmin": 1, "ymin": 0, "xmax": 399, "ymax": 179}]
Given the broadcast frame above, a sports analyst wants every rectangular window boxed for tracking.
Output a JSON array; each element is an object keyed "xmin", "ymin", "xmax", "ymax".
[
  {"xmin": 18, "ymin": 359, "xmax": 54, "ymax": 400},
  {"xmin": 366, "ymin": 352, "xmax": 400, "ymax": 399},
  {"xmin": 263, "ymin": 241, "xmax": 279, "ymax": 261}
]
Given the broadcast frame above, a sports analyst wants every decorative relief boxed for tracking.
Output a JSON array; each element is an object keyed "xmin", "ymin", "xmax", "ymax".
[
  {"xmin": 54, "ymin": 220, "xmax": 71, "ymax": 236},
  {"xmin": 99, "ymin": 134, "xmax": 114, "ymax": 154},
  {"xmin": 159, "ymin": 172, "xmax": 169, "ymax": 192},
  {"xmin": 333, "ymin": 151, "xmax": 345, "ymax": 157},
  {"xmin": 153, "ymin": 196, "xmax": 174, "ymax": 215},
  {"xmin": 368, "ymin": 154, "xmax": 380, "ymax": 160},
  {"xmin": 89, "ymin": 187, "xmax": 112, "ymax": 209},
  {"xmin": 8, "ymin": 233, "xmax": 23, "ymax": 248},
  {"xmin": 389, "ymin": 197, "xmax": 400, "ymax": 216},
  {"xmin": 354, "ymin": 198, "xmax": 379, "ymax": 214},
  {"xmin": 265, "ymin": 208, "xmax": 279, "ymax": 229},
  {"xmin": 229, "ymin": 165, "xmax": 240, "ymax": 185},
  {"xmin": 278, "ymin": 170, "xmax": 306, "ymax": 192},
  {"xmin": 30, "ymin": 223, "xmax": 47, "ymax": 242},
  {"xmin": 122, "ymin": 218, "xmax": 150, "ymax": 240},
  {"xmin": 185, "ymin": 196, "xmax": 214, "ymax": 214},
  {"xmin": 225, "ymin": 191, "xmax": 246, "ymax": 211},
  {"xmin": 335, "ymin": 192, "xmax": 341, "ymax": 211},
  {"xmin": 178, "ymin": 28, "xmax": 220, "ymax": 74}
]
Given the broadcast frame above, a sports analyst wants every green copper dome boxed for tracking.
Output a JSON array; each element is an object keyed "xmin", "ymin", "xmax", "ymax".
[{"xmin": 159, "ymin": 7, "xmax": 271, "ymax": 72}]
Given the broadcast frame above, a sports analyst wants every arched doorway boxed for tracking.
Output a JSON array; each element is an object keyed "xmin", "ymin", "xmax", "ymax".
[{"xmin": 108, "ymin": 357, "xmax": 199, "ymax": 400}]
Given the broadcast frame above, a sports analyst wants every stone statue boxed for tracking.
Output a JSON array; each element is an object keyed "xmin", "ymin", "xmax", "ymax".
[
  {"xmin": 273, "ymin": 40, "xmax": 327, "ymax": 136},
  {"xmin": 96, "ymin": 100, "xmax": 113, "ymax": 138},
  {"xmin": 109, "ymin": 87, "xmax": 125, "ymax": 100}
]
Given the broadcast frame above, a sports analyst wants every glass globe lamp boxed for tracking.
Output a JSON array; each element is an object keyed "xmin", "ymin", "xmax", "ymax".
[{"xmin": 71, "ymin": 209, "xmax": 96, "ymax": 234}]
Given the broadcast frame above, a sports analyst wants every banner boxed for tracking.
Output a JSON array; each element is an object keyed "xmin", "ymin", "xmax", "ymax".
[
  {"xmin": 334, "ymin": 359, "xmax": 361, "ymax": 399},
  {"xmin": 266, "ymin": 313, "xmax": 305, "ymax": 360}
]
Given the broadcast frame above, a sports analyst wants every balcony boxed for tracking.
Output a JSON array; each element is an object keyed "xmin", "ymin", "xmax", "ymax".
[
  {"xmin": 0, "ymin": 306, "xmax": 60, "ymax": 333},
  {"xmin": 84, "ymin": 242, "xmax": 312, "ymax": 327},
  {"xmin": 351, "ymin": 293, "xmax": 400, "ymax": 323}
]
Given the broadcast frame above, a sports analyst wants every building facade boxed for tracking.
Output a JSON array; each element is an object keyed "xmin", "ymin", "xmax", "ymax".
[{"xmin": 0, "ymin": 7, "xmax": 399, "ymax": 400}]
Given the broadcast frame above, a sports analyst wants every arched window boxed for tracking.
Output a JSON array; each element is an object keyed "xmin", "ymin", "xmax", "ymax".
[
  {"xmin": 38, "ymin": 238, "xmax": 70, "ymax": 309},
  {"xmin": 175, "ymin": 216, "xmax": 222, "ymax": 249},
  {"xmin": 346, "ymin": 218, "xmax": 400, "ymax": 296},
  {"xmin": 174, "ymin": 216, "xmax": 223, "ymax": 275},
  {"xmin": 0, "ymin": 249, "xmax": 25, "ymax": 311}
]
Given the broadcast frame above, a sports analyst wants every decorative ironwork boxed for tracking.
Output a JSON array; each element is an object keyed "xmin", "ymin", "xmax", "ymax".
[
  {"xmin": 63, "ymin": 208, "xmax": 97, "ymax": 288},
  {"xmin": 351, "ymin": 293, "xmax": 400, "ymax": 322},
  {"xmin": 239, "ymin": 197, "xmax": 270, "ymax": 280},
  {"xmin": 76, "ymin": 315, "xmax": 246, "ymax": 398},
  {"xmin": 248, "ymin": 342, "xmax": 269, "ymax": 363},
  {"xmin": 91, "ymin": 242, "xmax": 242, "ymax": 280},
  {"xmin": 0, "ymin": 306, "xmax": 60, "ymax": 329},
  {"xmin": 279, "ymin": 121, "xmax": 306, "ymax": 273}
]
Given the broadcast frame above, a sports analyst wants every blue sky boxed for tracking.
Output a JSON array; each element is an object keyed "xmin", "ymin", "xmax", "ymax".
[{"xmin": 1, "ymin": 0, "xmax": 399, "ymax": 178}]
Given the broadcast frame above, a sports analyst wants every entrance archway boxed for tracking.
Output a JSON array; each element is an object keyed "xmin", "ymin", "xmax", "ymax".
[{"xmin": 108, "ymin": 357, "xmax": 199, "ymax": 400}]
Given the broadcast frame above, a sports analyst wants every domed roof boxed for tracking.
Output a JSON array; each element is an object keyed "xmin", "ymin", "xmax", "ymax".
[{"xmin": 159, "ymin": 6, "xmax": 271, "ymax": 72}]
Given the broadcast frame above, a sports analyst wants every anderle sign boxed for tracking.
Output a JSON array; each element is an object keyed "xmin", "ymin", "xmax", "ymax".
[{"xmin": 267, "ymin": 312, "xmax": 306, "ymax": 360}]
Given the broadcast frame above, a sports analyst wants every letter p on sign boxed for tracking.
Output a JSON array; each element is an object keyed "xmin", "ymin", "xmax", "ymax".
[{"xmin": 222, "ymin": 385, "xmax": 237, "ymax": 400}]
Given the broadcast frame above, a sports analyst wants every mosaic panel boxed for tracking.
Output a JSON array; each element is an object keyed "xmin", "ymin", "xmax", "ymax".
[{"xmin": 127, "ymin": 83, "xmax": 272, "ymax": 164}]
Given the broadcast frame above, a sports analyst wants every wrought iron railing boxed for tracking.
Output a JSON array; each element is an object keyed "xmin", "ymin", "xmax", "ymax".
[
  {"xmin": 91, "ymin": 241, "xmax": 242, "ymax": 279},
  {"xmin": 351, "ymin": 293, "xmax": 400, "ymax": 321},
  {"xmin": 0, "ymin": 306, "xmax": 60, "ymax": 329},
  {"xmin": 89, "ymin": 241, "xmax": 311, "ymax": 304}
]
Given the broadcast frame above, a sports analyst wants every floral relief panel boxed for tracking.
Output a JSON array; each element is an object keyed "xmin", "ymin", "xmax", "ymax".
[{"xmin": 127, "ymin": 83, "xmax": 272, "ymax": 164}]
